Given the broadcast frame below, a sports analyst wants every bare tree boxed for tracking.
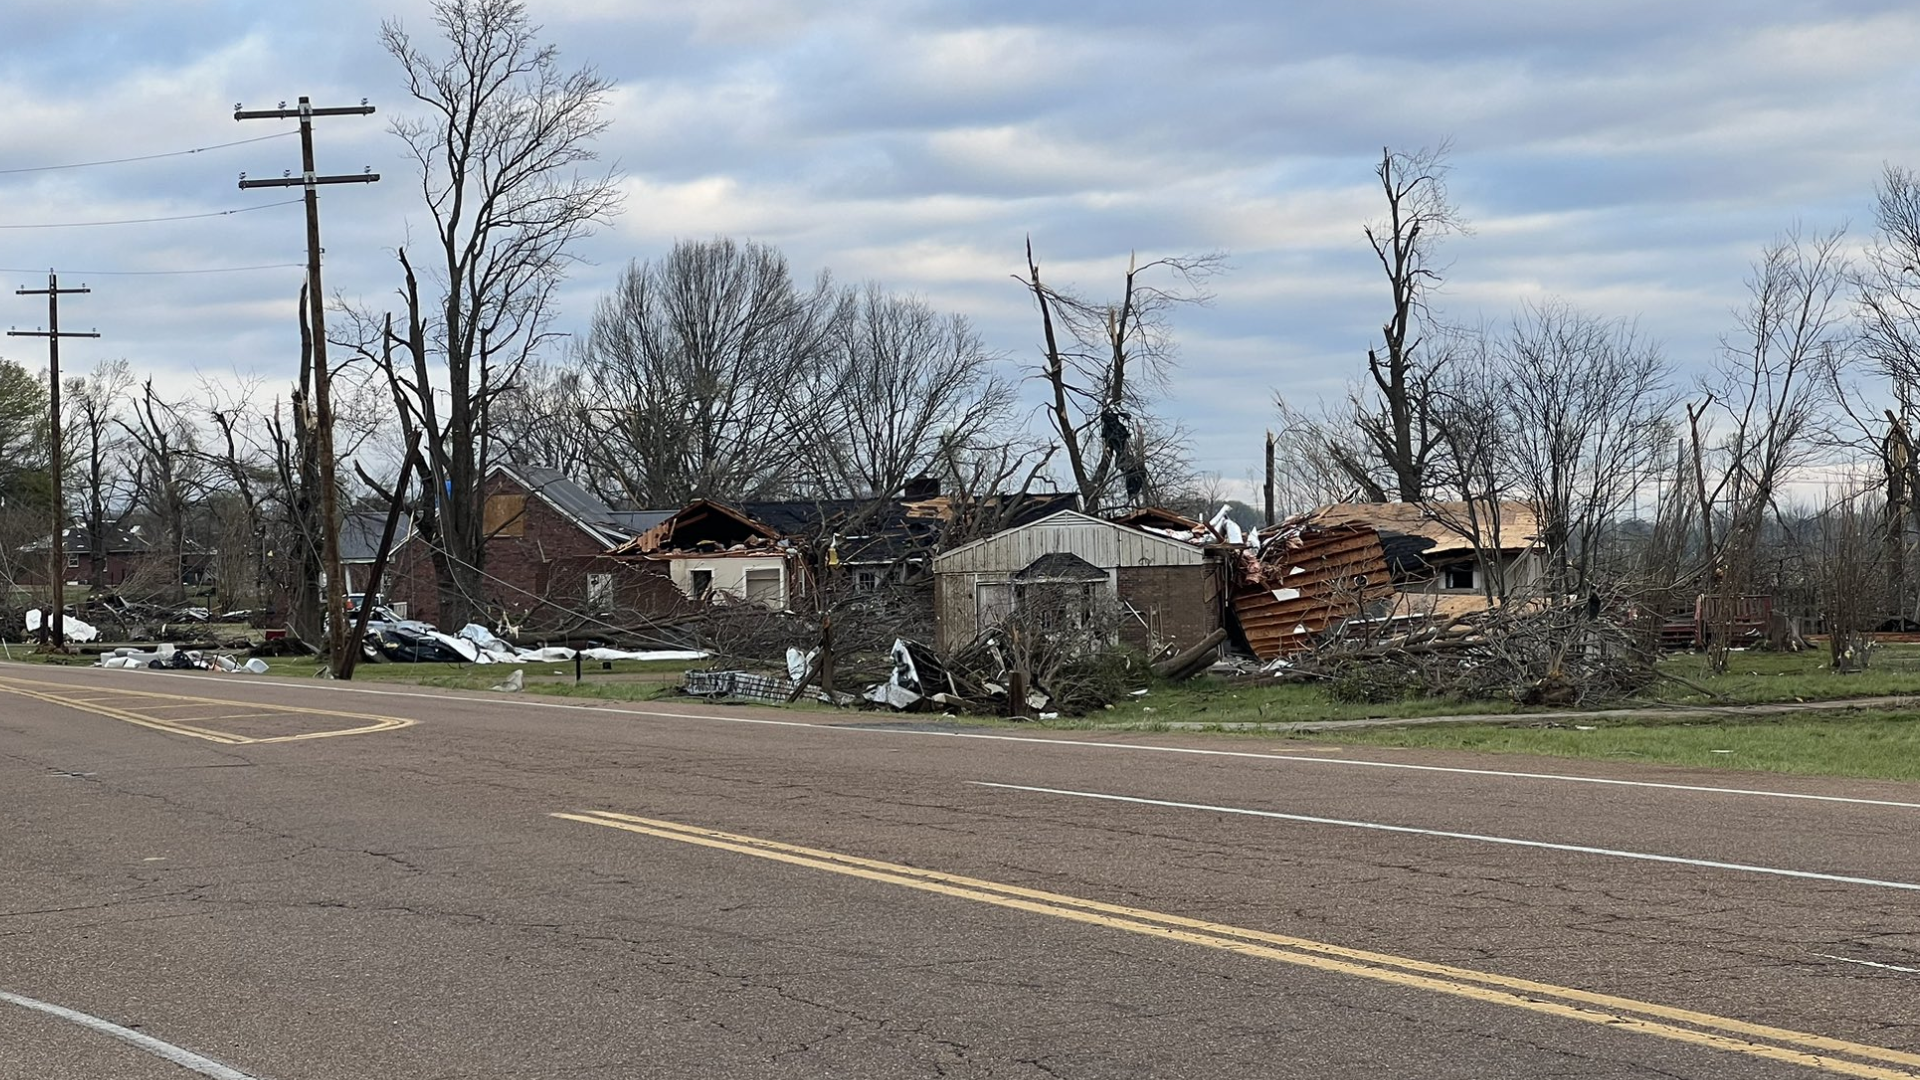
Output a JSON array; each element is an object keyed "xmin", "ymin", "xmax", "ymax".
[
  {"xmin": 117, "ymin": 380, "xmax": 206, "ymax": 605},
  {"xmin": 368, "ymin": 0, "xmax": 620, "ymax": 628},
  {"xmin": 1267, "ymin": 397, "xmax": 1374, "ymax": 513},
  {"xmin": 1691, "ymin": 227, "xmax": 1850, "ymax": 670},
  {"xmin": 1337, "ymin": 144, "xmax": 1464, "ymax": 502},
  {"xmin": 1858, "ymin": 165, "xmax": 1920, "ymax": 420},
  {"xmin": 804, "ymin": 284, "xmax": 1016, "ymax": 500},
  {"xmin": 64, "ymin": 359, "xmax": 132, "ymax": 593},
  {"xmin": 1495, "ymin": 300, "xmax": 1675, "ymax": 593},
  {"xmin": 933, "ymin": 431, "xmax": 1058, "ymax": 544},
  {"xmin": 1018, "ymin": 240, "xmax": 1221, "ymax": 514},
  {"xmin": 1854, "ymin": 166, "xmax": 1920, "ymax": 618},
  {"xmin": 489, "ymin": 358, "xmax": 596, "ymax": 474},
  {"xmin": 574, "ymin": 238, "xmax": 839, "ymax": 506}
]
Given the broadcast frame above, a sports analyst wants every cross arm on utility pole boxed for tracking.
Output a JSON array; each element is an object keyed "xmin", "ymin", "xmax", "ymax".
[
  {"xmin": 240, "ymin": 173, "xmax": 380, "ymax": 190},
  {"xmin": 235, "ymin": 102, "xmax": 375, "ymax": 121}
]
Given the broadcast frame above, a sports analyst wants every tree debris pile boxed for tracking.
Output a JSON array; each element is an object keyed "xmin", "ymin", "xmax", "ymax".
[
  {"xmin": 1276, "ymin": 602, "xmax": 1658, "ymax": 707},
  {"xmin": 864, "ymin": 592, "xmax": 1151, "ymax": 718}
]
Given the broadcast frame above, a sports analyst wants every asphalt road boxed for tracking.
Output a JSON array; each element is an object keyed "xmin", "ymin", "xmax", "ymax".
[{"xmin": 5, "ymin": 664, "xmax": 1920, "ymax": 1079}]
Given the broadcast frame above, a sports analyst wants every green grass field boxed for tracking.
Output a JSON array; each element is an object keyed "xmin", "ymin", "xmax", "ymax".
[{"xmin": 1311, "ymin": 710, "xmax": 1920, "ymax": 783}]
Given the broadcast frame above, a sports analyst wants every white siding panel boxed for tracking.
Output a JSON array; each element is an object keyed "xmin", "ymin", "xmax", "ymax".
[{"xmin": 934, "ymin": 513, "xmax": 1204, "ymax": 575}]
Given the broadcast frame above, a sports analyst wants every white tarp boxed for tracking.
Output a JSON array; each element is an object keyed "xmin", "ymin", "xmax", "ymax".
[
  {"xmin": 581, "ymin": 647, "xmax": 708, "ymax": 662},
  {"xmin": 26, "ymin": 609, "xmax": 100, "ymax": 643}
]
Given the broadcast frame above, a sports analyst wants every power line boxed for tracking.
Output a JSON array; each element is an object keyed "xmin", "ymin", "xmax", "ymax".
[
  {"xmin": 0, "ymin": 199, "xmax": 302, "ymax": 229},
  {"xmin": 0, "ymin": 262, "xmax": 304, "ymax": 277},
  {"xmin": 0, "ymin": 130, "xmax": 298, "ymax": 175}
]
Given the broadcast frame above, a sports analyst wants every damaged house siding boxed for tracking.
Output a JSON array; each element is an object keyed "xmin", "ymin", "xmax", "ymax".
[
  {"xmin": 1231, "ymin": 501, "xmax": 1547, "ymax": 660},
  {"xmin": 666, "ymin": 556, "xmax": 791, "ymax": 610}
]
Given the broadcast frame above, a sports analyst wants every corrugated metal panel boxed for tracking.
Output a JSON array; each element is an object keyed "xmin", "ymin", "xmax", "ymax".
[
  {"xmin": 1233, "ymin": 525, "xmax": 1396, "ymax": 659},
  {"xmin": 934, "ymin": 512, "xmax": 1205, "ymax": 575}
]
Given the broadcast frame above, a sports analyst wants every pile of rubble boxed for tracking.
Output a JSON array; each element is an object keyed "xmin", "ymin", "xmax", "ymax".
[{"xmin": 356, "ymin": 614, "xmax": 705, "ymax": 666}]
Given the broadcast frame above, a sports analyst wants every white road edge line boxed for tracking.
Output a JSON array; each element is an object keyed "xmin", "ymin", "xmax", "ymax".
[
  {"xmin": 59, "ymin": 667, "xmax": 1920, "ymax": 811},
  {"xmin": 0, "ymin": 989, "xmax": 265, "ymax": 1080},
  {"xmin": 970, "ymin": 781, "xmax": 1920, "ymax": 893},
  {"xmin": 1810, "ymin": 953, "xmax": 1920, "ymax": 974}
]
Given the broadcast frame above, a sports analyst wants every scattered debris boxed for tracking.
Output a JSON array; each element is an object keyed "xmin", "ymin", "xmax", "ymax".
[
  {"xmin": 490, "ymin": 669, "xmax": 525, "ymax": 693},
  {"xmin": 95, "ymin": 644, "xmax": 261, "ymax": 673},
  {"xmin": 26, "ymin": 609, "xmax": 101, "ymax": 644},
  {"xmin": 682, "ymin": 668, "xmax": 855, "ymax": 706}
]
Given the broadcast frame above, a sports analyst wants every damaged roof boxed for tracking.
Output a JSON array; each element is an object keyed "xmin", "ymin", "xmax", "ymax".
[
  {"xmin": 1300, "ymin": 500, "xmax": 1539, "ymax": 557},
  {"xmin": 500, "ymin": 463, "xmax": 648, "ymax": 546}
]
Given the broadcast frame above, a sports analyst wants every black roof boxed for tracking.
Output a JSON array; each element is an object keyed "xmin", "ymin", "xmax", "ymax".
[
  {"xmin": 507, "ymin": 463, "xmax": 641, "ymax": 544},
  {"xmin": 340, "ymin": 511, "xmax": 411, "ymax": 563},
  {"xmin": 1015, "ymin": 552, "xmax": 1108, "ymax": 582}
]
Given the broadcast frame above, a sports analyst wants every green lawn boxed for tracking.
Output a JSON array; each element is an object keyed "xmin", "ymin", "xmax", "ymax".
[
  {"xmin": 1309, "ymin": 710, "xmax": 1920, "ymax": 783},
  {"xmin": 251, "ymin": 655, "xmax": 694, "ymax": 699},
  {"xmin": 1649, "ymin": 645, "xmax": 1920, "ymax": 705}
]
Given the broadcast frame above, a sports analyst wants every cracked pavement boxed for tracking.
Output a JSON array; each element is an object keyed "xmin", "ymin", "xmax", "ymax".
[{"xmin": 4, "ymin": 665, "xmax": 1920, "ymax": 1078}]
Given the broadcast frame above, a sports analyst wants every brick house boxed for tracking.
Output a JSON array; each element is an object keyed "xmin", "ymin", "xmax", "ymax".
[
  {"xmin": 385, "ymin": 464, "xmax": 682, "ymax": 630},
  {"xmin": 15, "ymin": 524, "xmax": 213, "ymax": 593}
]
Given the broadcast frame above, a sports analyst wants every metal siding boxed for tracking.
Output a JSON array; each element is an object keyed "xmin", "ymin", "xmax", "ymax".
[
  {"xmin": 1233, "ymin": 526, "xmax": 1397, "ymax": 659},
  {"xmin": 934, "ymin": 517, "xmax": 1203, "ymax": 575}
]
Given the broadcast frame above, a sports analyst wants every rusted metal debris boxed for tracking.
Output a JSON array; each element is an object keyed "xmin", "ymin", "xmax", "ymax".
[{"xmin": 1232, "ymin": 524, "xmax": 1396, "ymax": 660}]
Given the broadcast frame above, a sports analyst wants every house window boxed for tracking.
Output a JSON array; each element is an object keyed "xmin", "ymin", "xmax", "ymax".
[
  {"xmin": 1444, "ymin": 566, "xmax": 1477, "ymax": 591},
  {"xmin": 586, "ymin": 573, "xmax": 613, "ymax": 611},
  {"xmin": 743, "ymin": 567, "xmax": 783, "ymax": 607},
  {"xmin": 691, "ymin": 569, "xmax": 714, "ymax": 600},
  {"xmin": 483, "ymin": 494, "xmax": 526, "ymax": 538},
  {"xmin": 66, "ymin": 553, "xmax": 79, "ymax": 568},
  {"xmin": 855, "ymin": 569, "xmax": 882, "ymax": 592}
]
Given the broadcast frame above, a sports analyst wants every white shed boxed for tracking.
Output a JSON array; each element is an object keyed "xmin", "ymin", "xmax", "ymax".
[{"xmin": 931, "ymin": 511, "xmax": 1222, "ymax": 654}]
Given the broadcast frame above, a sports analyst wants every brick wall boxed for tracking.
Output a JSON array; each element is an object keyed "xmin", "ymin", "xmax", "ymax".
[
  {"xmin": 1115, "ymin": 562, "xmax": 1223, "ymax": 657},
  {"xmin": 384, "ymin": 471, "xmax": 625, "ymax": 629}
]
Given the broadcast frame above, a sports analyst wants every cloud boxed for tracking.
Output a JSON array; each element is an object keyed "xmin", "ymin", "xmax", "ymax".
[{"xmin": 2, "ymin": 1, "xmax": 1916, "ymax": 492}]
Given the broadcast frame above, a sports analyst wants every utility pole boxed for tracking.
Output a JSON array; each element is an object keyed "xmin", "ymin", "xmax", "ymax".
[
  {"xmin": 236, "ymin": 96, "xmax": 378, "ymax": 677},
  {"xmin": 9, "ymin": 272, "xmax": 98, "ymax": 650}
]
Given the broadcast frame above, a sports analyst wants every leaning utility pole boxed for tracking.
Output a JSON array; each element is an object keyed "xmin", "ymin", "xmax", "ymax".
[
  {"xmin": 9, "ymin": 273, "xmax": 98, "ymax": 650},
  {"xmin": 235, "ymin": 96, "xmax": 378, "ymax": 676}
]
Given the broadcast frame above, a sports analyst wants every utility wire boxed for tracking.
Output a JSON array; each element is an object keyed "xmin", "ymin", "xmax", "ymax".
[
  {"xmin": 0, "ymin": 199, "xmax": 302, "ymax": 230},
  {"xmin": 0, "ymin": 262, "xmax": 304, "ymax": 277},
  {"xmin": 0, "ymin": 130, "xmax": 297, "ymax": 175}
]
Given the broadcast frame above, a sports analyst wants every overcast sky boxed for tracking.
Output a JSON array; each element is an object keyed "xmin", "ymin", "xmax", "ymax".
[{"xmin": 3, "ymin": 0, "xmax": 1917, "ymax": 498}]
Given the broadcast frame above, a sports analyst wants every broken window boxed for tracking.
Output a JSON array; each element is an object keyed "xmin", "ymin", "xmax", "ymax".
[
  {"xmin": 586, "ymin": 573, "xmax": 613, "ymax": 611},
  {"xmin": 691, "ymin": 569, "xmax": 714, "ymax": 600},
  {"xmin": 1443, "ymin": 565, "xmax": 1477, "ymax": 591}
]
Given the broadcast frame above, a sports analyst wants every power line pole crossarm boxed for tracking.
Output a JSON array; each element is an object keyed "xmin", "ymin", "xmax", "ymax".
[
  {"xmin": 8, "ymin": 272, "xmax": 98, "ymax": 651},
  {"xmin": 235, "ymin": 95, "xmax": 378, "ymax": 678}
]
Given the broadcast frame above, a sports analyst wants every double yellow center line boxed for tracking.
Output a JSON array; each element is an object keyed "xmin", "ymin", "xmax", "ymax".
[
  {"xmin": 0, "ymin": 675, "xmax": 414, "ymax": 744},
  {"xmin": 556, "ymin": 810, "xmax": 1920, "ymax": 1079}
]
